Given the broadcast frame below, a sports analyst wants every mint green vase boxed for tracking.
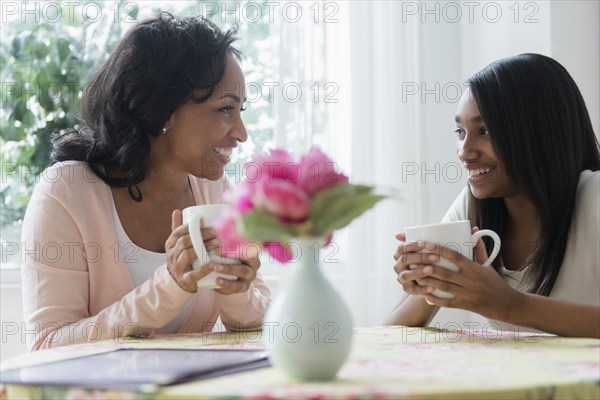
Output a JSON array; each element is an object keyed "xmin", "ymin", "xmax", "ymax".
[{"xmin": 264, "ymin": 237, "xmax": 353, "ymax": 381}]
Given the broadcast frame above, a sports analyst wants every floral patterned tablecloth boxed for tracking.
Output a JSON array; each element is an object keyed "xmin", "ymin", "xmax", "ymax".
[{"xmin": 1, "ymin": 326, "xmax": 599, "ymax": 399}]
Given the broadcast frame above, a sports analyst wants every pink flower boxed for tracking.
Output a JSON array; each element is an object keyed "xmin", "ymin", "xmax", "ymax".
[
  {"xmin": 249, "ymin": 149, "xmax": 300, "ymax": 183},
  {"xmin": 225, "ymin": 182, "xmax": 255, "ymax": 215},
  {"xmin": 213, "ymin": 208, "xmax": 253, "ymax": 259},
  {"xmin": 324, "ymin": 233, "xmax": 333, "ymax": 246},
  {"xmin": 297, "ymin": 148, "xmax": 349, "ymax": 196},
  {"xmin": 264, "ymin": 242, "xmax": 293, "ymax": 263},
  {"xmin": 253, "ymin": 180, "xmax": 310, "ymax": 221},
  {"xmin": 218, "ymin": 147, "xmax": 384, "ymax": 265}
]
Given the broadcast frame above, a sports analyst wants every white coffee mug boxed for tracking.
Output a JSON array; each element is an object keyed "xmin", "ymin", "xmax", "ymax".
[
  {"xmin": 182, "ymin": 204, "xmax": 239, "ymax": 289},
  {"xmin": 404, "ymin": 220, "xmax": 501, "ymax": 299}
]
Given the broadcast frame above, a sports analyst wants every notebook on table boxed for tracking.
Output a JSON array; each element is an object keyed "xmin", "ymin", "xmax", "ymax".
[{"xmin": 0, "ymin": 348, "xmax": 269, "ymax": 393}]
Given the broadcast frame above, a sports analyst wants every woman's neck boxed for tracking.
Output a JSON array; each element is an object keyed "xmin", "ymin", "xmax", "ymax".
[{"xmin": 136, "ymin": 169, "xmax": 191, "ymax": 203}]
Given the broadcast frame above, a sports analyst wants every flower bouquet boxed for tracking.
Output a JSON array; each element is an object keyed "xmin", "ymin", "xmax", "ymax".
[
  {"xmin": 214, "ymin": 147, "xmax": 385, "ymax": 262},
  {"xmin": 214, "ymin": 147, "xmax": 385, "ymax": 381}
]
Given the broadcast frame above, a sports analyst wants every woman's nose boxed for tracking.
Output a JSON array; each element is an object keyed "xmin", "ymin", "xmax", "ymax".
[{"xmin": 231, "ymin": 115, "xmax": 248, "ymax": 143}]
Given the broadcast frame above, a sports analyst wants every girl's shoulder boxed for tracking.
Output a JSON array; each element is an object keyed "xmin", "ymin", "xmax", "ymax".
[
  {"xmin": 576, "ymin": 169, "xmax": 599, "ymax": 189},
  {"xmin": 575, "ymin": 170, "xmax": 599, "ymax": 210},
  {"xmin": 442, "ymin": 186, "xmax": 470, "ymax": 222}
]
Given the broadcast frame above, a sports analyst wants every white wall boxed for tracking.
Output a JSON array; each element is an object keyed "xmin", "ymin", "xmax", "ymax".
[
  {"xmin": 550, "ymin": 0, "xmax": 600, "ymax": 136},
  {"xmin": 459, "ymin": 1, "xmax": 599, "ymax": 137}
]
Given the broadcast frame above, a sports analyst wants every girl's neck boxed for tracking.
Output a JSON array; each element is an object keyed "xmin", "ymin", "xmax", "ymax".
[
  {"xmin": 500, "ymin": 194, "xmax": 541, "ymax": 270},
  {"xmin": 503, "ymin": 194, "xmax": 540, "ymax": 235}
]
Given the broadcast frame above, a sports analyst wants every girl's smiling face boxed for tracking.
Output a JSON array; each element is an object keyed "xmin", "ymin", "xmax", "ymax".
[{"xmin": 455, "ymin": 88, "xmax": 516, "ymax": 199}]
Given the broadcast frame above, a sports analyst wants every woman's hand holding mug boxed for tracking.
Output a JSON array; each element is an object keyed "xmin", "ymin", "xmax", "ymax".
[{"xmin": 165, "ymin": 210, "xmax": 214, "ymax": 293}]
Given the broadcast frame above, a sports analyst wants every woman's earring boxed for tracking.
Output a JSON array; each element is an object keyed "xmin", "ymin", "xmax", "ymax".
[{"xmin": 162, "ymin": 127, "xmax": 167, "ymax": 134}]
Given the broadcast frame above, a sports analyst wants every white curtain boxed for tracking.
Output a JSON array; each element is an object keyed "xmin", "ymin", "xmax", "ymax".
[
  {"xmin": 336, "ymin": 1, "xmax": 432, "ymax": 326},
  {"xmin": 270, "ymin": 2, "xmax": 328, "ymax": 153},
  {"xmin": 270, "ymin": 1, "xmax": 430, "ymax": 325}
]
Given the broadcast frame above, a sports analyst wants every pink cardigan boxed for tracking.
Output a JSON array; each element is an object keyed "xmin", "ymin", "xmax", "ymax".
[{"xmin": 21, "ymin": 161, "xmax": 270, "ymax": 351}]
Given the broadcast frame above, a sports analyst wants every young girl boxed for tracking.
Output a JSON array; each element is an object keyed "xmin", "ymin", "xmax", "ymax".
[
  {"xmin": 21, "ymin": 13, "xmax": 270, "ymax": 351},
  {"xmin": 385, "ymin": 53, "xmax": 600, "ymax": 338}
]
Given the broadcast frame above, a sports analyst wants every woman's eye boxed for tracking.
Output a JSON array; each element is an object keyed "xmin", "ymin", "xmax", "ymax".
[
  {"xmin": 241, "ymin": 103, "xmax": 248, "ymax": 112},
  {"xmin": 480, "ymin": 127, "xmax": 489, "ymax": 135},
  {"xmin": 220, "ymin": 104, "xmax": 247, "ymax": 113},
  {"xmin": 454, "ymin": 128, "xmax": 465, "ymax": 139}
]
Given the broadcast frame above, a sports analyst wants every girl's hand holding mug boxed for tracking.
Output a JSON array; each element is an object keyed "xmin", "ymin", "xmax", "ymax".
[{"xmin": 393, "ymin": 235, "xmax": 439, "ymax": 297}]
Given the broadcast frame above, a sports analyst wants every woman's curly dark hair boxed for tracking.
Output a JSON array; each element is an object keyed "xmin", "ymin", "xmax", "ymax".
[{"xmin": 50, "ymin": 12, "xmax": 240, "ymax": 200}]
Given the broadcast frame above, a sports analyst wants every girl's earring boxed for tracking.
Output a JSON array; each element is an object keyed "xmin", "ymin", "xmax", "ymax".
[{"xmin": 162, "ymin": 127, "xmax": 167, "ymax": 134}]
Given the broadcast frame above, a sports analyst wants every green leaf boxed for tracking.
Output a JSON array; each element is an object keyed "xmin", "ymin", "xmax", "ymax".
[
  {"xmin": 20, "ymin": 32, "xmax": 35, "ymax": 52},
  {"xmin": 240, "ymin": 210, "xmax": 296, "ymax": 242},
  {"xmin": 0, "ymin": 124, "xmax": 17, "ymax": 142},
  {"xmin": 310, "ymin": 183, "xmax": 374, "ymax": 218},
  {"xmin": 57, "ymin": 39, "xmax": 72, "ymax": 63},
  {"xmin": 16, "ymin": 141, "xmax": 37, "ymax": 164},
  {"xmin": 33, "ymin": 42, "xmax": 50, "ymax": 59},
  {"xmin": 127, "ymin": 3, "xmax": 140, "ymax": 20},
  {"xmin": 10, "ymin": 101, "xmax": 26, "ymax": 122},
  {"xmin": 312, "ymin": 193, "xmax": 386, "ymax": 236},
  {"xmin": 10, "ymin": 36, "xmax": 21, "ymax": 58},
  {"xmin": 22, "ymin": 109, "xmax": 36, "ymax": 129},
  {"xmin": 308, "ymin": 183, "xmax": 386, "ymax": 235}
]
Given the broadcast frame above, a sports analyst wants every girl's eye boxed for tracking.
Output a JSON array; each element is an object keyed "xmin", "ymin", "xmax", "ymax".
[
  {"xmin": 241, "ymin": 103, "xmax": 247, "ymax": 112},
  {"xmin": 480, "ymin": 127, "xmax": 489, "ymax": 135},
  {"xmin": 454, "ymin": 128, "xmax": 465, "ymax": 139}
]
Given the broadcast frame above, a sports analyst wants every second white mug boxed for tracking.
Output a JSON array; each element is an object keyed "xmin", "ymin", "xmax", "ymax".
[{"xmin": 404, "ymin": 220, "xmax": 501, "ymax": 299}]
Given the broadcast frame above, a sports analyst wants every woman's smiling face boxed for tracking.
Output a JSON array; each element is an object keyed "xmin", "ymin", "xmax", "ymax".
[
  {"xmin": 160, "ymin": 53, "xmax": 248, "ymax": 180},
  {"xmin": 455, "ymin": 88, "xmax": 517, "ymax": 199}
]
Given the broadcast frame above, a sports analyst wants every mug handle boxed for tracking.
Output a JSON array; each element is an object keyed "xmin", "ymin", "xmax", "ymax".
[
  {"xmin": 471, "ymin": 229, "xmax": 501, "ymax": 267},
  {"xmin": 187, "ymin": 213, "xmax": 211, "ymax": 269}
]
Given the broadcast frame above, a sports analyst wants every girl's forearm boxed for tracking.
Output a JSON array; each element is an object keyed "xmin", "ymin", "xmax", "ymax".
[
  {"xmin": 509, "ymin": 292, "xmax": 600, "ymax": 338},
  {"xmin": 383, "ymin": 295, "xmax": 440, "ymax": 327}
]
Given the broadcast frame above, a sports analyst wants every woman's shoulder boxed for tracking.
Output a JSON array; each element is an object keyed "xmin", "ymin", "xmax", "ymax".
[
  {"xmin": 24, "ymin": 161, "xmax": 114, "ymax": 242},
  {"xmin": 35, "ymin": 161, "xmax": 107, "ymax": 199}
]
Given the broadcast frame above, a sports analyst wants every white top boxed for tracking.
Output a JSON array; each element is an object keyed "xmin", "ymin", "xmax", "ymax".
[
  {"xmin": 113, "ymin": 207, "xmax": 192, "ymax": 333},
  {"xmin": 442, "ymin": 170, "xmax": 600, "ymax": 332}
]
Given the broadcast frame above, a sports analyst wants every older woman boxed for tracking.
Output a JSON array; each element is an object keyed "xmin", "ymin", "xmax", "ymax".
[{"xmin": 21, "ymin": 13, "xmax": 270, "ymax": 351}]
